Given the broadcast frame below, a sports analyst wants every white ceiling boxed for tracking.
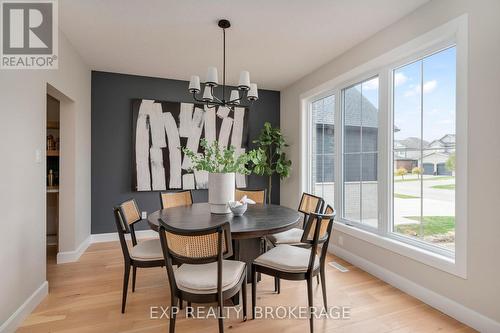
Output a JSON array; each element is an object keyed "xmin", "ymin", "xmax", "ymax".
[{"xmin": 60, "ymin": 0, "xmax": 429, "ymax": 90}]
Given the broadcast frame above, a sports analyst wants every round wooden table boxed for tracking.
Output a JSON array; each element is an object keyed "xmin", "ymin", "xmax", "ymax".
[
  {"xmin": 147, "ymin": 203, "xmax": 301, "ymax": 239},
  {"xmin": 147, "ymin": 203, "xmax": 301, "ymax": 286}
]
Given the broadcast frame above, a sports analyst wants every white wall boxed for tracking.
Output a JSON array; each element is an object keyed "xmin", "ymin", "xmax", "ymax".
[
  {"xmin": 0, "ymin": 31, "xmax": 91, "ymax": 330},
  {"xmin": 281, "ymin": 0, "xmax": 500, "ymax": 324}
]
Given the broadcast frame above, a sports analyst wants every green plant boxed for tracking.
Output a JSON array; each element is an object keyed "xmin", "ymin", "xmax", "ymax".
[
  {"xmin": 446, "ymin": 152, "xmax": 456, "ymax": 172},
  {"xmin": 395, "ymin": 167, "xmax": 408, "ymax": 180},
  {"xmin": 182, "ymin": 139, "xmax": 251, "ymax": 174},
  {"xmin": 249, "ymin": 122, "xmax": 292, "ymax": 203},
  {"xmin": 411, "ymin": 166, "xmax": 423, "ymax": 179}
]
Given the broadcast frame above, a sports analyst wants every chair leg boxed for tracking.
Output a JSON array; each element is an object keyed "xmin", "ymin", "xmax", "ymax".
[
  {"xmin": 316, "ymin": 274, "xmax": 320, "ymax": 285},
  {"xmin": 218, "ymin": 292, "xmax": 224, "ymax": 333},
  {"xmin": 307, "ymin": 277, "xmax": 314, "ymax": 333},
  {"xmin": 320, "ymin": 267, "xmax": 327, "ymax": 309},
  {"xmin": 121, "ymin": 263, "xmax": 131, "ymax": 313},
  {"xmin": 251, "ymin": 264, "xmax": 257, "ymax": 319},
  {"xmin": 132, "ymin": 266, "xmax": 137, "ymax": 292},
  {"xmin": 274, "ymin": 277, "xmax": 280, "ymax": 294},
  {"xmin": 179, "ymin": 296, "xmax": 183, "ymax": 310},
  {"xmin": 242, "ymin": 273, "xmax": 248, "ymax": 321},
  {"xmin": 169, "ymin": 295, "xmax": 178, "ymax": 333}
]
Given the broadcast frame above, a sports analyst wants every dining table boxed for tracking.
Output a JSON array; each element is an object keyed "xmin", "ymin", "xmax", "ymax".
[{"xmin": 147, "ymin": 202, "xmax": 302, "ymax": 283}]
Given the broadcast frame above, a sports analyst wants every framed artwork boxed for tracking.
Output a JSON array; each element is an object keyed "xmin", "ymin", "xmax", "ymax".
[{"xmin": 132, "ymin": 99, "xmax": 249, "ymax": 191}]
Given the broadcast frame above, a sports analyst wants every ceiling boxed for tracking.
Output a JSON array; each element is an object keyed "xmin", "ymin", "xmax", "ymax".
[{"xmin": 60, "ymin": 0, "xmax": 429, "ymax": 90}]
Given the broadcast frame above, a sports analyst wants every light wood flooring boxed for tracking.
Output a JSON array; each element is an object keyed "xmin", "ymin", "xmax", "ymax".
[{"xmin": 17, "ymin": 242, "xmax": 475, "ymax": 333}]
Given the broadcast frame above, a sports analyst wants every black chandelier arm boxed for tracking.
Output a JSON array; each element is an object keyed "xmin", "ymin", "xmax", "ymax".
[{"xmin": 191, "ymin": 91, "xmax": 207, "ymax": 104}]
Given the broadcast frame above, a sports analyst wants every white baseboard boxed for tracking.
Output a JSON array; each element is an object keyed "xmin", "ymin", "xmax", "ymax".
[
  {"xmin": 56, "ymin": 235, "xmax": 91, "ymax": 264},
  {"xmin": 0, "ymin": 281, "xmax": 48, "ymax": 333},
  {"xmin": 90, "ymin": 230, "xmax": 157, "ymax": 243},
  {"xmin": 329, "ymin": 244, "xmax": 500, "ymax": 333}
]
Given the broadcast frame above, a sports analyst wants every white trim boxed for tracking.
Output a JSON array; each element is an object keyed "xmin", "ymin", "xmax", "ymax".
[
  {"xmin": 56, "ymin": 235, "xmax": 90, "ymax": 264},
  {"xmin": 329, "ymin": 244, "xmax": 500, "ymax": 333},
  {"xmin": 90, "ymin": 230, "xmax": 158, "ymax": 243},
  {"xmin": 301, "ymin": 15, "xmax": 468, "ymax": 278},
  {"xmin": 0, "ymin": 281, "xmax": 48, "ymax": 333}
]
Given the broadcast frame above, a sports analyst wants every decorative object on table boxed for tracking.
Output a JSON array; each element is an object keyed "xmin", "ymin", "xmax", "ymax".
[
  {"xmin": 183, "ymin": 139, "xmax": 251, "ymax": 214},
  {"xmin": 132, "ymin": 99, "xmax": 249, "ymax": 191},
  {"xmin": 229, "ymin": 195, "xmax": 256, "ymax": 216},
  {"xmin": 188, "ymin": 19, "xmax": 258, "ymax": 111},
  {"xmin": 249, "ymin": 122, "xmax": 292, "ymax": 203}
]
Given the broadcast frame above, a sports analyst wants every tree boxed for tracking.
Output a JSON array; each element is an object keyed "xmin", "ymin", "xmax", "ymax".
[
  {"xmin": 412, "ymin": 166, "xmax": 423, "ymax": 179},
  {"xmin": 446, "ymin": 152, "xmax": 456, "ymax": 172},
  {"xmin": 249, "ymin": 122, "xmax": 292, "ymax": 204},
  {"xmin": 395, "ymin": 167, "xmax": 408, "ymax": 180}
]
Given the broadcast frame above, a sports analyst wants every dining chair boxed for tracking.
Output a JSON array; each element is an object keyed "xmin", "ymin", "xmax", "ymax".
[
  {"xmin": 160, "ymin": 190, "xmax": 193, "ymax": 209},
  {"xmin": 113, "ymin": 199, "xmax": 164, "ymax": 313},
  {"xmin": 251, "ymin": 207, "xmax": 336, "ymax": 333},
  {"xmin": 234, "ymin": 188, "xmax": 266, "ymax": 204},
  {"xmin": 267, "ymin": 192, "xmax": 324, "ymax": 292},
  {"xmin": 158, "ymin": 221, "xmax": 247, "ymax": 333}
]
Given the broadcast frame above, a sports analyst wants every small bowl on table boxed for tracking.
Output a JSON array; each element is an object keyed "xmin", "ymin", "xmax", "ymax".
[{"xmin": 229, "ymin": 202, "xmax": 247, "ymax": 216}]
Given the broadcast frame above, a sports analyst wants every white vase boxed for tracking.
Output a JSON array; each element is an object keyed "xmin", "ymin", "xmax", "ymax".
[{"xmin": 208, "ymin": 172, "xmax": 235, "ymax": 214}]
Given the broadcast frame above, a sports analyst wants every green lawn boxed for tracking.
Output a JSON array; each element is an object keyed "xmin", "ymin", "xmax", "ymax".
[
  {"xmin": 394, "ymin": 176, "xmax": 454, "ymax": 183},
  {"xmin": 396, "ymin": 216, "xmax": 455, "ymax": 236},
  {"xmin": 394, "ymin": 193, "xmax": 420, "ymax": 199},
  {"xmin": 431, "ymin": 184, "xmax": 455, "ymax": 190}
]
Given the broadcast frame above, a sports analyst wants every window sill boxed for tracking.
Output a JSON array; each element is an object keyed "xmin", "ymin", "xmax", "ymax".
[{"xmin": 332, "ymin": 221, "xmax": 466, "ymax": 278}]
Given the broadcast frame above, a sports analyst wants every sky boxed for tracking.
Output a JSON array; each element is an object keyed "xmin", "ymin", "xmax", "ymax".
[
  {"xmin": 393, "ymin": 46, "xmax": 456, "ymax": 142},
  {"xmin": 313, "ymin": 46, "xmax": 456, "ymax": 143}
]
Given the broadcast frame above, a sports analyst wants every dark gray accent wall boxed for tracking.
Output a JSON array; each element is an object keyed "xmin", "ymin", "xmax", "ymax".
[{"xmin": 91, "ymin": 71, "xmax": 280, "ymax": 234}]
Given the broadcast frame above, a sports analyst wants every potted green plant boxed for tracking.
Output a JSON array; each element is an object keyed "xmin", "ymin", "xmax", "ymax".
[
  {"xmin": 249, "ymin": 122, "xmax": 292, "ymax": 204},
  {"xmin": 183, "ymin": 139, "xmax": 251, "ymax": 214}
]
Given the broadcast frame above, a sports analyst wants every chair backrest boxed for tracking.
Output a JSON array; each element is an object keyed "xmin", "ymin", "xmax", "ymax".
[
  {"xmin": 159, "ymin": 222, "xmax": 232, "ymax": 264},
  {"xmin": 301, "ymin": 205, "xmax": 335, "ymax": 243},
  {"xmin": 235, "ymin": 188, "xmax": 266, "ymax": 204},
  {"xmin": 298, "ymin": 192, "xmax": 324, "ymax": 226},
  {"xmin": 301, "ymin": 208, "xmax": 336, "ymax": 273},
  {"xmin": 118, "ymin": 199, "xmax": 141, "ymax": 230},
  {"xmin": 160, "ymin": 190, "xmax": 193, "ymax": 209}
]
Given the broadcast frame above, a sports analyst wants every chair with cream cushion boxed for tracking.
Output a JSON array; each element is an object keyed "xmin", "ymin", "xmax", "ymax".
[
  {"xmin": 251, "ymin": 207, "xmax": 335, "ymax": 333},
  {"xmin": 267, "ymin": 192, "xmax": 324, "ymax": 246},
  {"xmin": 267, "ymin": 192, "xmax": 324, "ymax": 292},
  {"xmin": 159, "ymin": 221, "xmax": 247, "ymax": 333},
  {"xmin": 114, "ymin": 199, "xmax": 164, "ymax": 313}
]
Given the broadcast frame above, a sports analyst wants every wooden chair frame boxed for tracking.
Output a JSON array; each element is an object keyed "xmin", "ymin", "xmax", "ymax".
[
  {"xmin": 252, "ymin": 207, "xmax": 336, "ymax": 333},
  {"xmin": 158, "ymin": 221, "xmax": 247, "ymax": 333},
  {"xmin": 270, "ymin": 192, "xmax": 324, "ymax": 292},
  {"xmin": 113, "ymin": 200, "xmax": 164, "ymax": 314}
]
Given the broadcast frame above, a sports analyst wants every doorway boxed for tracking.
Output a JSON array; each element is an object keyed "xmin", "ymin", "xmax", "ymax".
[{"xmin": 46, "ymin": 94, "xmax": 60, "ymax": 265}]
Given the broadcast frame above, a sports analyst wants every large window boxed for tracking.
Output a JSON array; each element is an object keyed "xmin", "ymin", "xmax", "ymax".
[
  {"xmin": 342, "ymin": 77, "xmax": 379, "ymax": 228},
  {"xmin": 304, "ymin": 17, "xmax": 466, "ymax": 276},
  {"xmin": 392, "ymin": 47, "xmax": 456, "ymax": 252},
  {"xmin": 310, "ymin": 95, "xmax": 335, "ymax": 205}
]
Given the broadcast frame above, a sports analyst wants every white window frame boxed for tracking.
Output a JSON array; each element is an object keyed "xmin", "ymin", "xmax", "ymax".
[{"xmin": 300, "ymin": 15, "xmax": 468, "ymax": 278}]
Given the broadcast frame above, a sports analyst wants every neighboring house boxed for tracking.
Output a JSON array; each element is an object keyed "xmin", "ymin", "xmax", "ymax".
[
  {"xmin": 313, "ymin": 88, "xmax": 379, "ymax": 183},
  {"xmin": 394, "ymin": 134, "xmax": 455, "ymax": 175}
]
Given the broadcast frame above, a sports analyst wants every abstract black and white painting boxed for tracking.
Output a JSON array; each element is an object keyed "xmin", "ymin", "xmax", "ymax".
[{"xmin": 132, "ymin": 99, "xmax": 249, "ymax": 191}]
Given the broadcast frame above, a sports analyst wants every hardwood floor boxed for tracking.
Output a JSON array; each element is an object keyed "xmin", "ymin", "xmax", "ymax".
[{"xmin": 18, "ymin": 242, "xmax": 475, "ymax": 333}]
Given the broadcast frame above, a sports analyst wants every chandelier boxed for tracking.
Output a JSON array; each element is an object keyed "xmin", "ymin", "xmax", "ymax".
[{"xmin": 188, "ymin": 19, "xmax": 258, "ymax": 110}]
